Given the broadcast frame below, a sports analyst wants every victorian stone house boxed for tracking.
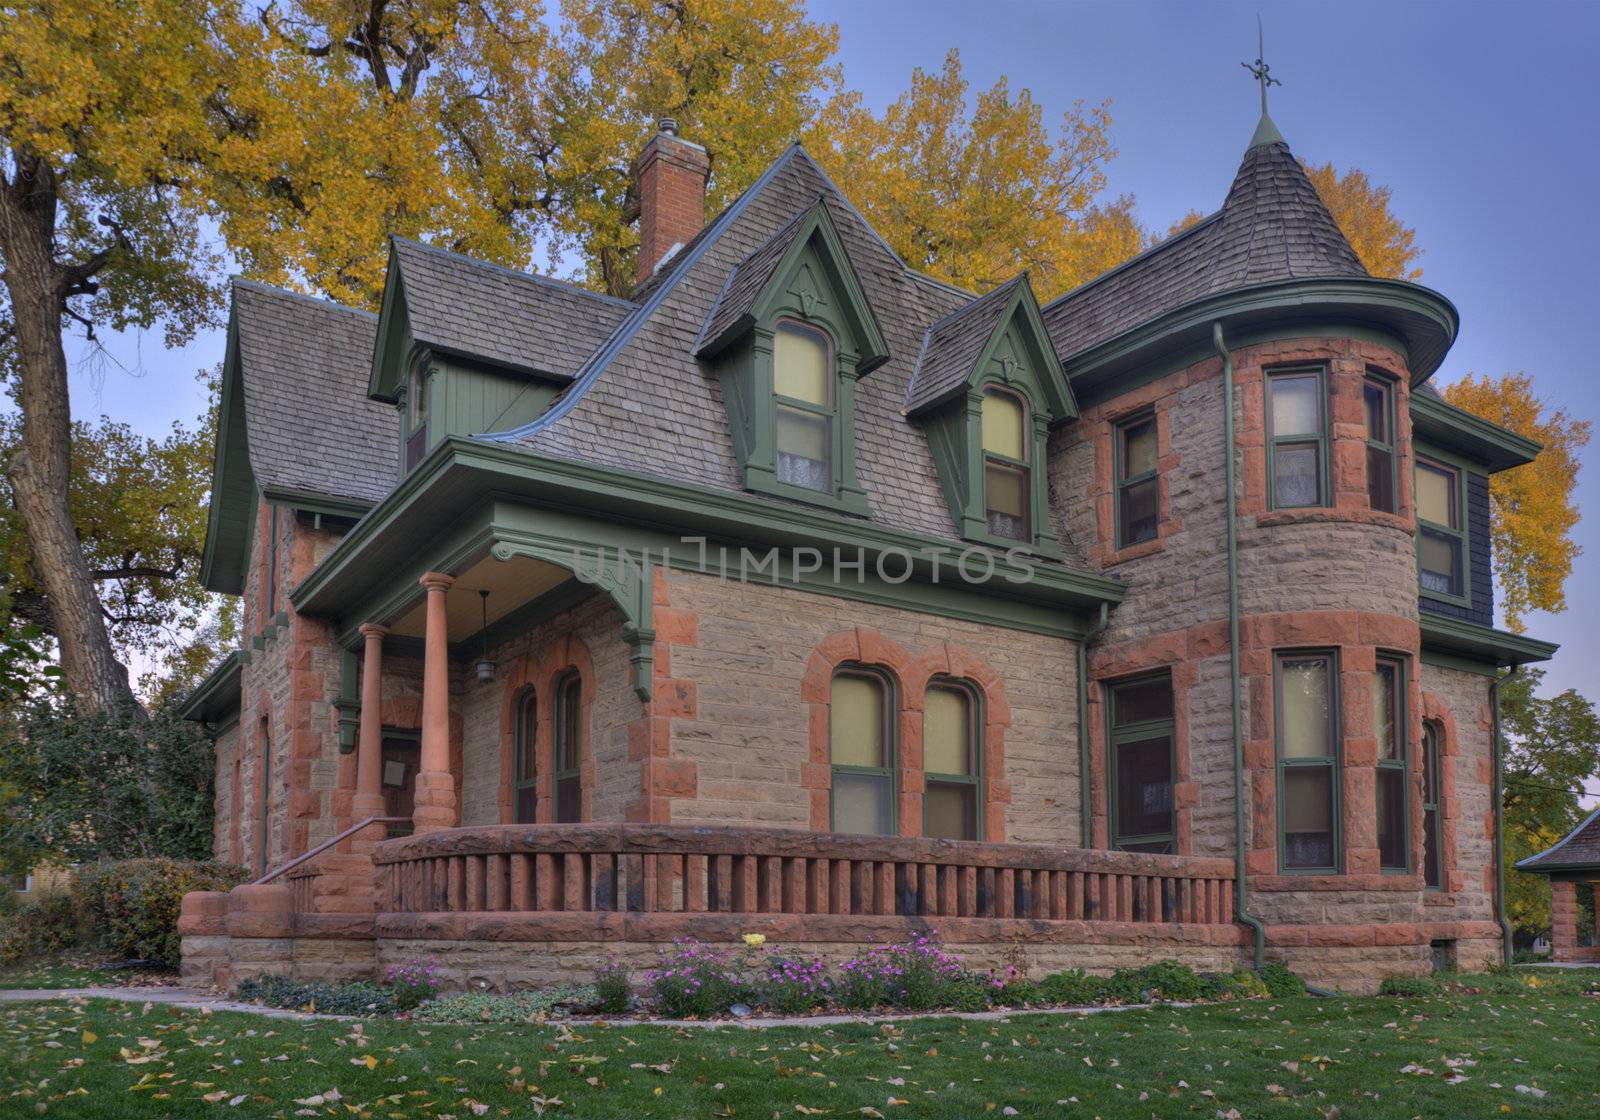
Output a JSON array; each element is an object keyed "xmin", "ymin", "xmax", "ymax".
[{"xmin": 177, "ymin": 103, "xmax": 1556, "ymax": 994}]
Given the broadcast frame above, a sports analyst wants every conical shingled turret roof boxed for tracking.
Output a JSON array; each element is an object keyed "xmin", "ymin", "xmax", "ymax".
[{"xmin": 1041, "ymin": 117, "xmax": 1367, "ymax": 360}]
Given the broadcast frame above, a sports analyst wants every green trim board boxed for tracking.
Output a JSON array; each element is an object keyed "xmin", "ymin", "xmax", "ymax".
[
  {"xmin": 1061, "ymin": 276, "xmax": 1459, "ymax": 401},
  {"xmin": 199, "ymin": 313, "xmax": 257, "ymax": 595},
  {"xmin": 263, "ymin": 487, "xmax": 374, "ymax": 521},
  {"xmin": 1419, "ymin": 615, "xmax": 1558, "ymax": 667},
  {"xmin": 1410, "ymin": 390, "xmax": 1540, "ymax": 474},
  {"xmin": 293, "ymin": 436, "xmax": 1125, "ymax": 636},
  {"xmin": 178, "ymin": 651, "xmax": 243, "ymax": 726}
]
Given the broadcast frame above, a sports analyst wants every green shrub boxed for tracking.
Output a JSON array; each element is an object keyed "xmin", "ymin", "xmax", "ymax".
[
  {"xmin": 838, "ymin": 934, "xmax": 971, "ymax": 1011},
  {"xmin": 72, "ymin": 858, "xmax": 248, "ymax": 968},
  {"xmin": 993, "ymin": 978, "xmax": 1044, "ymax": 1007},
  {"xmin": 1203, "ymin": 968, "xmax": 1270, "ymax": 1000},
  {"xmin": 383, "ymin": 958, "xmax": 438, "ymax": 1011},
  {"xmin": 414, "ymin": 987, "xmax": 596, "ymax": 1023},
  {"xmin": 1378, "ymin": 974, "xmax": 1438, "ymax": 997},
  {"xmin": 235, "ymin": 975, "xmax": 397, "ymax": 1015},
  {"xmin": 593, "ymin": 956, "xmax": 631, "ymax": 1014},
  {"xmin": 759, "ymin": 951, "xmax": 833, "ymax": 1014},
  {"xmin": 0, "ymin": 890, "xmax": 78, "ymax": 964},
  {"xmin": 1038, "ymin": 967, "xmax": 1106, "ymax": 1006},
  {"xmin": 1257, "ymin": 961, "xmax": 1307, "ymax": 997},
  {"xmin": 645, "ymin": 941, "xmax": 745, "ymax": 1018},
  {"xmin": 1098, "ymin": 961, "xmax": 1208, "ymax": 1004}
]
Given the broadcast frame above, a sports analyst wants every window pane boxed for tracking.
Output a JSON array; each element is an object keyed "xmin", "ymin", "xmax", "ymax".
[
  {"xmin": 1416, "ymin": 462, "xmax": 1458, "ymax": 527},
  {"xmin": 832, "ymin": 771, "xmax": 891, "ymax": 835},
  {"xmin": 1418, "ymin": 529, "xmax": 1462, "ymax": 595},
  {"xmin": 555, "ymin": 776, "xmax": 581, "ymax": 823},
  {"xmin": 1115, "ymin": 735, "xmax": 1173, "ymax": 841},
  {"xmin": 516, "ymin": 786, "xmax": 537, "ymax": 825},
  {"xmin": 1367, "ymin": 444, "xmax": 1395, "ymax": 513},
  {"xmin": 924, "ymin": 781, "xmax": 976, "ymax": 841},
  {"xmin": 1422, "ymin": 725, "xmax": 1439, "ymax": 803},
  {"xmin": 1120, "ymin": 417, "xmax": 1157, "ymax": 478},
  {"xmin": 985, "ymin": 462, "xmax": 1028, "ymax": 539},
  {"xmin": 830, "ymin": 674, "xmax": 885, "ymax": 768},
  {"xmin": 1119, "ymin": 476, "xmax": 1158, "ymax": 546},
  {"xmin": 776, "ymin": 405, "xmax": 830, "ymax": 490},
  {"xmin": 1377, "ymin": 767, "xmax": 1406, "ymax": 870},
  {"xmin": 1373, "ymin": 663, "xmax": 1399, "ymax": 761},
  {"xmin": 1270, "ymin": 374, "xmax": 1320, "ymax": 436},
  {"xmin": 1273, "ymin": 443, "xmax": 1320, "ymax": 507},
  {"xmin": 774, "ymin": 323, "xmax": 829, "ymax": 404},
  {"xmin": 516, "ymin": 693, "xmax": 537, "ymax": 782},
  {"xmin": 1279, "ymin": 658, "xmax": 1331, "ymax": 759},
  {"xmin": 1423, "ymin": 806, "xmax": 1441, "ymax": 888},
  {"xmin": 1364, "ymin": 381, "xmax": 1390, "ymax": 443},
  {"xmin": 1282, "ymin": 767, "xmax": 1335, "ymax": 868},
  {"xmin": 556, "ymin": 676, "xmax": 581, "ymax": 771},
  {"xmin": 1112, "ymin": 676, "xmax": 1174, "ymax": 727},
  {"xmin": 981, "ymin": 391, "xmax": 1026, "ymax": 459},
  {"xmin": 924, "ymin": 686, "xmax": 971, "ymax": 775}
]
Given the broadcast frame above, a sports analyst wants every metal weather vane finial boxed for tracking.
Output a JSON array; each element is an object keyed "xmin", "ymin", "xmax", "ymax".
[{"xmin": 1241, "ymin": 16, "xmax": 1281, "ymax": 115}]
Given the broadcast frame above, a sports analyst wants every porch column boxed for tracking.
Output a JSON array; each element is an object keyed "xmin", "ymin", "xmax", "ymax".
[
  {"xmin": 1551, "ymin": 879, "xmax": 1577, "ymax": 962},
  {"xmin": 350, "ymin": 623, "xmax": 388, "ymax": 853},
  {"xmin": 413, "ymin": 572, "xmax": 458, "ymax": 833}
]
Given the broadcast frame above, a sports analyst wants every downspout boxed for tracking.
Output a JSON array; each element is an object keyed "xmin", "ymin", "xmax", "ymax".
[
  {"xmin": 1213, "ymin": 321, "xmax": 1267, "ymax": 968},
  {"xmin": 1491, "ymin": 665, "xmax": 1519, "ymax": 964},
  {"xmin": 1078, "ymin": 602, "xmax": 1110, "ymax": 848}
]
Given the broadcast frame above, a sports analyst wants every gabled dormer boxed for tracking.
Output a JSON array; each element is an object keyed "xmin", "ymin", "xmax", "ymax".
[
  {"xmin": 369, "ymin": 239, "xmax": 634, "ymax": 475},
  {"xmin": 696, "ymin": 198, "xmax": 890, "ymax": 515},
  {"xmin": 905, "ymin": 275, "xmax": 1075, "ymax": 557}
]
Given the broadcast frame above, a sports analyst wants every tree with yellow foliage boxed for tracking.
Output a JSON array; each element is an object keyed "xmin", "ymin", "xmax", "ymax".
[
  {"xmin": 1443, "ymin": 373, "xmax": 1588, "ymax": 632},
  {"xmin": 0, "ymin": 0, "xmax": 231, "ymax": 713},
  {"xmin": 809, "ymin": 50, "xmax": 1142, "ymax": 299},
  {"xmin": 1302, "ymin": 161, "xmax": 1422, "ymax": 281}
]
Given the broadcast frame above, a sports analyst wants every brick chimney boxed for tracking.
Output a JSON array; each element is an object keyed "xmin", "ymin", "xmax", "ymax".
[{"xmin": 633, "ymin": 117, "xmax": 710, "ymax": 285}]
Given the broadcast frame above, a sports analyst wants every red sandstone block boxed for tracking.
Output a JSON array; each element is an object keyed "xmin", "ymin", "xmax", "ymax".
[{"xmin": 654, "ymin": 606, "xmax": 698, "ymax": 646}]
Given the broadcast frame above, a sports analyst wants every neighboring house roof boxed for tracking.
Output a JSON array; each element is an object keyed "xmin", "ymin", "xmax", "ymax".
[
  {"xmin": 1516, "ymin": 806, "xmax": 1600, "ymax": 873},
  {"xmin": 1041, "ymin": 122, "xmax": 1367, "ymax": 360},
  {"xmin": 232, "ymin": 281, "xmax": 397, "ymax": 505},
  {"xmin": 904, "ymin": 275, "xmax": 1028, "ymax": 413},
  {"xmin": 490, "ymin": 147, "xmax": 1085, "ymax": 553},
  {"xmin": 389, "ymin": 239, "xmax": 635, "ymax": 382}
]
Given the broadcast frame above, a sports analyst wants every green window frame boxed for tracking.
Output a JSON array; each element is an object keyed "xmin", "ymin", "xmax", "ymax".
[
  {"xmin": 513, "ymin": 687, "xmax": 538, "ymax": 824},
  {"xmin": 1363, "ymin": 374, "xmax": 1397, "ymax": 513},
  {"xmin": 1374, "ymin": 655, "xmax": 1410, "ymax": 872},
  {"xmin": 1415, "ymin": 455, "xmax": 1468, "ymax": 604},
  {"xmin": 980, "ymin": 387, "xmax": 1031, "ymax": 542},
  {"xmin": 1106, "ymin": 672, "xmax": 1176, "ymax": 853},
  {"xmin": 771, "ymin": 319, "xmax": 836, "ymax": 494},
  {"xmin": 1115, "ymin": 411, "xmax": 1159, "ymax": 548},
  {"xmin": 1421, "ymin": 721, "xmax": 1443, "ymax": 890},
  {"xmin": 1266, "ymin": 365, "xmax": 1329, "ymax": 510},
  {"xmin": 923, "ymin": 678, "xmax": 982, "ymax": 841},
  {"xmin": 553, "ymin": 671, "xmax": 582, "ymax": 824},
  {"xmin": 1275, "ymin": 650, "xmax": 1341, "ymax": 872},
  {"xmin": 829, "ymin": 666, "xmax": 897, "ymax": 836}
]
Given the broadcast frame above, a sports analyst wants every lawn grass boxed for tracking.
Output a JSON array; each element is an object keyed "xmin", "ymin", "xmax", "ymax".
[
  {"xmin": 0, "ymin": 959, "xmax": 178, "ymax": 992},
  {"xmin": 2, "ymin": 977, "xmax": 1597, "ymax": 1118}
]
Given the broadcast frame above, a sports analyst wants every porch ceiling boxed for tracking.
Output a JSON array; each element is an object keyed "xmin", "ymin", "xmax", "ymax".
[{"xmin": 387, "ymin": 551, "xmax": 572, "ymax": 642}]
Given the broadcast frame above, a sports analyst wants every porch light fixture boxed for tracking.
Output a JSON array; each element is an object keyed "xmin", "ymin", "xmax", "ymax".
[{"xmin": 474, "ymin": 589, "xmax": 495, "ymax": 683}]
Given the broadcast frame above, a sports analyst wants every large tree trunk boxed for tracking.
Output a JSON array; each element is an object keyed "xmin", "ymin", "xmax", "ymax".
[{"xmin": 0, "ymin": 151, "xmax": 139, "ymax": 714}]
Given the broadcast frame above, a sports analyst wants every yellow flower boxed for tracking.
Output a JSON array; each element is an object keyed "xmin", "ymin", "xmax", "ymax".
[{"xmin": 742, "ymin": 933, "xmax": 766, "ymax": 947}]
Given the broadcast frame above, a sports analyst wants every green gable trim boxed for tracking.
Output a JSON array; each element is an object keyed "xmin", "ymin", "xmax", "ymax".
[
  {"xmin": 199, "ymin": 314, "xmax": 258, "ymax": 596},
  {"xmin": 1410, "ymin": 391, "xmax": 1540, "ymax": 474},
  {"xmin": 1419, "ymin": 615, "xmax": 1557, "ymax": 668},
  {"xmin": 1420, "ymin": 649, "xmax": 1501, "ymax": 679},
  {"xmin": 1063, "ymin": 276, "xmax": 1459, "ymax": 400},
  {"xmin": 368, "ymin": 248, "xmax": 414, "ymax": 403},
  {"xmin": 178, "ymin": 651, "xmax": 243, "ymax": 726}
]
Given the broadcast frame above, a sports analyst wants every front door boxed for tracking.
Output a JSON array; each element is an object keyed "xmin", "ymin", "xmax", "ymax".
[{"xmin": 380, "ymin": 736, "xmax": 421, "ymax": 838}]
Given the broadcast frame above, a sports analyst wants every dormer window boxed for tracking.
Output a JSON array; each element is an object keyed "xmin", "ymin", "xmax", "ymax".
[
  {"xmin": 981, "ymin": 388, "xmax": 1030, "ymax": 540},
  {"xmin": 773, "ymin": 321, "xmax": 834, "ymax": 491}
]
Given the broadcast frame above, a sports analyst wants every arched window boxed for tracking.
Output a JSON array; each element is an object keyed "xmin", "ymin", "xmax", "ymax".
[
  {"xmin": 829, "ymin": 668, "xmax": 894, "ymax": 835},
  {"xmin": 553, "ymin": 672, "xmax": 582, "ymax": 823},
  {"xmin": 924, "ymin": 680, "xmax": 981, "ymax": 841},
  {"xmin": 773, "ymin": 320, "xmax": 834, "ymax": 491},
  {"xmin": 981, "ymin": 388, "xmax": 1029, "ymax": 540},
  {"xmin": 1422, "ymin": 721, "xmax": 1443, "ymax": 890},
  {"xmin": 513, "ymin": 688, "xmax": 538, "ymax": 824}
]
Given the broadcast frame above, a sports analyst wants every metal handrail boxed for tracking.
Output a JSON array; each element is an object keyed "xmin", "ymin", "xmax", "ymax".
[{"xmin": 253, "ymin": 816, "xmax": 410, "ymax": 886}]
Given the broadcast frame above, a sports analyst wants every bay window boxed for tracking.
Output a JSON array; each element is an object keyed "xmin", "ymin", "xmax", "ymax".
[
  {"xmin": 1276, "ymin": 652, "xmax": 1339, "ymax": 871},
  {"xmin": 1267, "ymin": 367, "xmax": 1328, "ymax": 509}
]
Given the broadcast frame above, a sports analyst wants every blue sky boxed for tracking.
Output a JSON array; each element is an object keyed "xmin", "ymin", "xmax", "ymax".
[{"xmin": 62, "ymin": 2, "xmax": 1598, "ymax": 750}]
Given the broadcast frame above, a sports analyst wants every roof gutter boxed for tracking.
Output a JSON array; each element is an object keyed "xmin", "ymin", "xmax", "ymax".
[{"xmin": 1214, "ymin": 321, "xmax": 1267, "ymax": 969}]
